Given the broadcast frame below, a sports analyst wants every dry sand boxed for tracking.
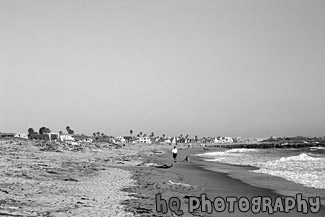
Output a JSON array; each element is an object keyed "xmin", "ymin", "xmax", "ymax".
[{"xmin": 0, "ymin": 139, "xmax": 151, "ymax": 216}]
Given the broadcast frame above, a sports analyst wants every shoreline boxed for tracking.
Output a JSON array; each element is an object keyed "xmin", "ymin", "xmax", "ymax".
[
  {"xmin": 124, "ymin": 144, "xmax": 325, "ymax": 216},
  {"xmin": 190, "ymin": 146, "xmax": 325, "ymax": 207},
  {"xmin": 2, "ymin": 139, "xmax": 325, "ymax": 216}
]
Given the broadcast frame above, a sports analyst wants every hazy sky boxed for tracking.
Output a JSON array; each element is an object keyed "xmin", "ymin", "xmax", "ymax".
[{"xmin": 1, "ymin": 0, "xmax": 325, "ymax": 138}]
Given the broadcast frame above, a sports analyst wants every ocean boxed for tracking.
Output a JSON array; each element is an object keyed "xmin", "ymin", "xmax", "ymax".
[{"xmin": 196, "ymin": 147, "xmax": 325, "ymax": 190}]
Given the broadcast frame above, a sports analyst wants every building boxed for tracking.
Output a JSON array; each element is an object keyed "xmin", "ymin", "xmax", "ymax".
[
  {"xmin": 30, "ymin": 134, "xmax": 49, "ymax": 140},
  {"xmin": 138, "ymin": 136, "xmax": 152, "ymax": 144},
  {"xmin": 164, "ymin": 138, "xmax": 172, "ymax": 143},
  {"xmin": 214, "ymin": 136, "xmax": 233, "ymax": 143},
  {"xmin": 122, "ymin": 136, "xmax": 133, "ymax": 143},
  {"xmin": 59, "ymin": 134, "xmax": 74, "ymax": 142},
  {"xmin": 0, "ymin": 133, "xmax": 15, "ymax": 138},
  {"xmin": 14, "ymin": 133, "xmax": 28, "ymax": 139},
  {"xmin": 29, "ymin": 133, "xmax": 60, "ymax": 141},
  {"xmin": 115, "ymin": 136, "xmax": 134, "ymax": 143}
]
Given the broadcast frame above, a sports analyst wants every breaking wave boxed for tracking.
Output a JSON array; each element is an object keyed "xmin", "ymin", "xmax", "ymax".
[
  {"xmin": 253, "ymin": 153, "xmax": 325, "ymax": 189},
  {"xmin": 196, "ymin": 149, "xmax": 325, "ymax": 189}
]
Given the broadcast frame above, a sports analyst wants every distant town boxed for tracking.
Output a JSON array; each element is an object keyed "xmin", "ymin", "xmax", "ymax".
[
  {"xmin": 0, "ymin": 126, "xmax": 249, "ymax": 144},
  {"xmin": 1, "ymin": 126, "xmax": 325, "ymax": 147}
]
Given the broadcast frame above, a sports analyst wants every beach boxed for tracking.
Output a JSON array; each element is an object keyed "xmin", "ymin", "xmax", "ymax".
[
  {"xmin": 2, "ymin": 1, "xmax": 325, "ymax": 216},
  {"xmin": 1, "ymin": 140, "xmax": 325, "ymax": 216},
  {"xmin": 0, "ymin": 139, "xmax": 142, "ymax": 216},
  {"xmin": 124, "ymin": 144, "xmax": 325, "ymax": 216}
]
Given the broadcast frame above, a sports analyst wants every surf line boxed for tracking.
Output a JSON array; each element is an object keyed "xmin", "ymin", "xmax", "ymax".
[{"xmin": 155, "ymin": 193, "xmax": 321, "ymax": 215}]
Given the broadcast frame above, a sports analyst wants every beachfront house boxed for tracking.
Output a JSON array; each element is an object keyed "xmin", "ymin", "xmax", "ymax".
[
  {"xmin": 155, "ymin": 136, "xmax": 165, "ymax": 143},
  {"xmin": 123, "ymin": 136, "xmax": 133, "ymax": 143},
  {"xmin": 47, "ymin": 133, "xmax": 60, "ymax": 141},
  {"xmin": 29, "ymin": 133, "xmax": 60, "ymax": 141},
  {"xmin": 232, "ymin": 137, "xmax": 241, "ymax": 143},
  {"xmin": 138, "ymin": 136, "xmax": 152, "ymax": 144},
  {"xmin": 28, "ymin": 132, "xmax": 76, "ymax": 142},
  {"xmin": 14, "ymin": 133, "xmax": 28, "ymax": 139},
  {"xmin": 59, "ymin": 134, "xmax": 75, "ymax": 142},
  {"xmin": 161, "ymin": 137, "xmax": 172, "ymax": 144},
  {"xmin": 73, "ymin": 135, "xmax": 93, "ymax": 143},
  {"xmin": 214, "ymin": 136, "xmax": 233, "ymax": 143},
  {"xmin": 116, "ymin": 136, "xmax": 125, "ymax": 143},
  {"xmin": 0, "ymin": 133, "xmax": 16, "ymax": 138},
  {"xmin": 114, "ymin": 136, "xmax": 133, "ymax": 143}
]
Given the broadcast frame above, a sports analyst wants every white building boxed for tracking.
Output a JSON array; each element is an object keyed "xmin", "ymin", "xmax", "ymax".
[
  {"xmin": 214, "ymin": 136, "xmax": 233, "ymax": 143},
  {"xmin": 138, "ymin": 136, "xmax": 152, "ymax": 144},
  {"xmin": 59, "ymin": 134, "xmax": 75, "ymax": 142},
  {"xmin": 14, "ymin": 133, "xmax": 28, "ymax": 139},
  {"xmin": 45, "ymin": 133, "xmax": 60, "ymax": 141},
  {"xmin": 115, "ymin": 136, "xmax": 125, "ymax": 143}
]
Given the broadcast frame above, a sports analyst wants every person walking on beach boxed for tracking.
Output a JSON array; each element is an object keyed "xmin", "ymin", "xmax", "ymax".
[{"xmin": 172, "ymin": 146, "xmax": 178, "ymax": 162}]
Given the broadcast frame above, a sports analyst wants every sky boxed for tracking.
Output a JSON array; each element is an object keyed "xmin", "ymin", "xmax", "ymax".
[{"xmin": 1, "ymin": 0, "xmax": 325, "ymax": 138}]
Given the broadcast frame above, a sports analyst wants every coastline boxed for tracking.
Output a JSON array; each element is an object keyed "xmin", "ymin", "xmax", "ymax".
[
  {"xmin": 191, "ymin": 146, "xmax": 325, "ymax": 207},
  {"xmin": 124, "ymin": 144, "xmax": 325, "ymax": 216},
  {"xmin": 2, "ymin": 139, "xmax": 325, "ymax": 216}
]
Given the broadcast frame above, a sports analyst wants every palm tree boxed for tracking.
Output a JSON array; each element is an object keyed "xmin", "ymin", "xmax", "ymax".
[
  {"xmin": 93, "ymin": 133, "xmax": 96, "ymax": 137},
  {"xmin": 150, "ymin": 132, "xmax": 154, "ymax": 138},
  {"xmin": 162, "ymin": 134, "xmax": 165, "ymax": 138},
  {"xmin": 66, "ymin": 126, "xmax": 70, "ymax": 134},
  {"xmin": 27, "ymin": 128, "xmax": 35, "ymax": 138},
  {"xmin": 39, "ymin": 127, "xmax": 51, "ymax": 135},
  {"xmin": 28, "ymin": 128, "xmax": 34, "ymax": 134},
  {"xmin": 130, "ymin": 130, "xmax": 133, "ymax": 137},
  {"xmin": 139, "ymin": 132, "xmax": 143, "ymax": 137}
]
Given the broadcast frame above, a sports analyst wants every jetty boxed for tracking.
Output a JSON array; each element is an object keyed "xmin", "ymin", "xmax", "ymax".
[{"xmin": 210, "ymin": 142, "xmax": 325, "ymax": 149}]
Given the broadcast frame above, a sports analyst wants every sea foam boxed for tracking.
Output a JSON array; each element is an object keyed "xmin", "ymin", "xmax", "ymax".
[
  {"xmin": 196, "ymin": 149, "xmax": 325, "ymax": 189},
  {"xmin": 253, "ymin": 153, "xmax": 325, "ymax": 189}
]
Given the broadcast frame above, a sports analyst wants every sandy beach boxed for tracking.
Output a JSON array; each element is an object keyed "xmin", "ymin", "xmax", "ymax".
[
  {"xmin": 1, "ymin": 140, "xmax": 325, "ymax": 217},
  {"xmin": 0, "ymin": 139, "xmax": 143, "ymax": 216},
  {"xmin": 123, "ymin": 144, "xmax": 325, "ymax": 217}
]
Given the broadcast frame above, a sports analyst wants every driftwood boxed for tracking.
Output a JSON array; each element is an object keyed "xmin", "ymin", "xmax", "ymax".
[
  {"xmin": 168, "ymin": 180, "xmax": 192, "ymax": 187},
  {"xmin": 137, "ymin": 162, "xmax": 173, "ymax": 168}
]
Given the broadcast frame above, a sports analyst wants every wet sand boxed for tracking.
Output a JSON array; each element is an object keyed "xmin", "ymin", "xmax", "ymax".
[{"xmin": 124, "ymin": 145, "xmax": 325, "ymax": 216}]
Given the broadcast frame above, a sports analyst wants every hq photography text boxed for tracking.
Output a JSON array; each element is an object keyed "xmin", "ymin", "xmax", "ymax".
[{"xmin": 155, "ymin": 193, "xmax": 320, "ymax": 216}]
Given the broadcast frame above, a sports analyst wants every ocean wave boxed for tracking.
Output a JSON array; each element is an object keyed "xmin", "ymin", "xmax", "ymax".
[
  {"xmin": 197, "ymin": 150, "xmax": 325, "ymax": 189},
  {"xmin": 253, "ymin": 153, "xmax": 325, "ymax": 189},
  {"xmin": 196, "ymin": 151, "xmax": 244, "ymax": 157},
  {"xmin": 196, "ymin": 149, "xmax": 267, "ymax": 167},
  {"xmin": 196, "ymin": 148, "xmax": 259, "ymax": 157},
  {"xmin": 225, "ymin": 148, "xmax": 260, "ymax": 153}
]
